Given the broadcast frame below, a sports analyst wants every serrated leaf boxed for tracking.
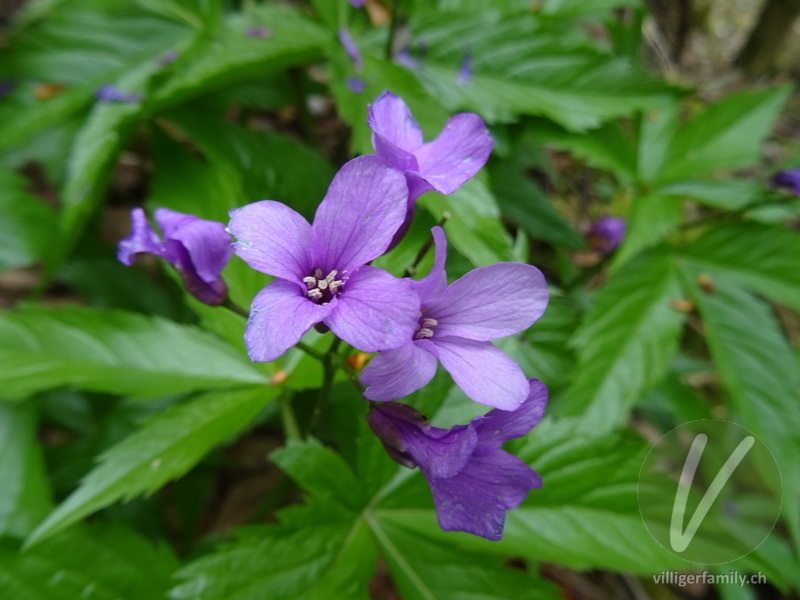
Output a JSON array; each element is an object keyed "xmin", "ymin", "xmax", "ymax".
[
  {"xmin": 150, "ymin": 5, "xmax": 325, "ymax": 109},
  {"xmin": 171, "ymin": 501, "xmax": 375, "ymax": 600},
  {"xmin": 657, "ymin": 180, "xmax": 763, "ymax": 211},
  {"xmin": 366, "ymin": 516, "xmax": 561, "ymax": 600},
  {"xmin": 680, "ymin": 223, "xmax": 800, "ymax": 312},
  {"xmin": 655, "ymin": 86, "xmax": 791, "ymax": 183},
  {"xmin": 271, "ymin": 437, "xmax": 365, "ymax": 510},
  {"xmin": 0, "ymin": 169, "xmax": 57, "ymax": 270},
  {"xmin": 557, "ymin": 250, "xmax": 686, "ymax": 431},
  {"xmin": 27, "ymin": 386, "xmax": 275, "ymax": 547},
  {"xmin": 0, "ymin": 525, "xmax": 178, "ymax": 600},
  {"xmin": 0, "ymin": 305, "xmax": 267, "ymax": 400},
  {"xmin": 685, "ymin": 275, "xmax": 800, "ymax": 553},
  {"xmin": 611, "ymin": 193, "xmax": 682, "ymax": 268},
  {"xmin": 0, "ymin": 403, "xmax": 52, "ymax": 538}
]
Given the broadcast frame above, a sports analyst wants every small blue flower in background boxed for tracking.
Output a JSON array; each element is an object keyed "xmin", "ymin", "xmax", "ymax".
[
  {"xmin": 95, "ymin": 85, "xmax": 143, "ymax": 103},
  {"xmin": 368, "ymin": 378, "xmax": 548, "ymax": 541},
  {"xmin": 349, "ymin": 0, "xmax": 366, "ymax": 6},
  {"xmin": 457, "ymin": 51, "xmax": 472, "ymax": 86},
  {"xmin": 118, "ymin": 208, "xmax": 232, "ymax": 305},
  {"xmin": 0, "ymin": 81, "xmax": 14, "ymax": 98},
  {"xmin": 245, "ymin": 26, "xmax": 272, "ymax": 38},
  {"xmin": 587, "ymin": 215, "xmax": 626, "ymax": 254},
  {"xmin": 338, "ymin": 28, "xmax": 363, "ymax": 74},
  {"xmin": 361, "ymin": 226, "xmax": 548, "ymax": 410},
  {"xmin": 227, "ymin": 156, "xmax": 420, "ymax": 362},
  {"xmin": 346, "ymin": 76, "xmax": 366, "ymax": 94},
  {"xmin": 394, "ymin": 46, "xmax": 422, "ymax": 70},
  {"xmin": 771, "ymin": 168, "xmax": 800, "ymax": 196}
]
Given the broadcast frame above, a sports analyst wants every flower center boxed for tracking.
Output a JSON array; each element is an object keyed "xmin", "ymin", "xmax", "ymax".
[
  {"xmin": 413, "ymin": 314, "xmax": 438, "ymax": 340},
  {"xmin": 303, "ymin": 268, "xmax": 345, "ymax": 304}
]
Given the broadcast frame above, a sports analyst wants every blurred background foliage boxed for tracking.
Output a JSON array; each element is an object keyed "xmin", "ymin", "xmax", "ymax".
[{"xmin": 0, "ymin": 0, "xmax": 799, "ymax": 598}]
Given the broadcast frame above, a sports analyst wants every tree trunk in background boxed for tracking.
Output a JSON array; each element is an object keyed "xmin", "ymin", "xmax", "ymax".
[
  {"xmin": 736, "ymin": 0, "xmax": 800, "ymax": 77},
  {"xmin": 645, "ymin": 0, "xmax": 694, "ymax": 65}
]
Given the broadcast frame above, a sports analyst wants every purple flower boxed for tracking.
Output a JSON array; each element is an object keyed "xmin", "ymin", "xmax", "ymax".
[
  {"xmin": 368, "ymin": 378, "xmax": 547, "ymax": 541},
  {"xmin": 346, "ymin": 76, "xmax": 366, "ymax": 94},
  {"xmin": 588, "ymin": 215, "xmax": 626, "ymax": 254},
  {"xmin": 361, "ymin": 227, "xmax": 548, "ymax": 410},
  {"xmin": 771, "ymin": 168, "xmax": 800, "ymax": 196},
  {"xmin": 457, "ymin": 51, "xmax": 472, "ymax": 86},
  {"xmin": 349, "ymin": 0, "xmax": 366, "ymax": 6},
  {"xmin": 338, "ymin": 28, "xmax": 363, "ymax": 74},
  {"xmin": 367, "ymin": 91, "xmax": 493, "ymax": 206},
  {"xmin": 245, "ymin": 26, "xmax": 272, "ymax": 38},
  {"xmin": 227, "ymin": 156, "xmax": 420, "ymax": 362},
  {"xmin": 95, "ymin": 85, "xmax": 143, "ymax": 103},
  {"xmin": 0, "ymin": 81, "xmax": 14, "ymax": 98},
  {"xmin": 118, "ymin": 208, "xmax": 232, "ymax": 306}
]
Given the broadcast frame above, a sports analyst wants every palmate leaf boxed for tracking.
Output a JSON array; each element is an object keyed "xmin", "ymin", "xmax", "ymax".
[
  {"xmin": 0, "ymin": 403, "xmax": 52, "ymax": 539},
  {"xmin": 0, "ymin": 169, "xmax": 57, "ymax": 271},
  {"xmin": 1, "ymin": 525, "xmax": 178, "ymax": 600},
  {"xmin": 685, "ymin": 274, "xmax": 800, "ymax": 553},
  {"xmin": 556, "ymin": 249, "xmax": 686, "ymax": 431},
  {"xmin": 0, "ymin": 305, "xmax": 267, "ymax": 400},
  {"xmin": 680, "ymin": 222, "xmax": 800, "ymax": 312},
  {"xmin": 26, "ymin": 386, "xmax": 276, "ymax": 547}
]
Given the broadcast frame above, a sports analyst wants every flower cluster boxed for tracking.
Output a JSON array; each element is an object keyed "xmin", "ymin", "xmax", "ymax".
[{"xmin": 118, "ymin": 92, "xmax": 549, "ymax": 541}]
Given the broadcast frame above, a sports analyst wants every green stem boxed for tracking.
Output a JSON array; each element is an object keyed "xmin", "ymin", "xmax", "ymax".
[
  {"xmin": 279, "ymin": 392, "xmax": 302, "ymax": 440},
  {"xmin": 296, "ymin": 341, "xmax": 326, "ymax": 361},
  {"xmin": 405, "ymin": 212, "xmax": 450, "ymax": 277},
  {"xmin": 221, "ymin": 297, "xmax": 250, "ymax": 318}
]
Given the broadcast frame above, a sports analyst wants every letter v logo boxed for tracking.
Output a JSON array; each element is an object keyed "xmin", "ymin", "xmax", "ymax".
[{"xmin": 669, "ymin": 433, "xmax": 755, "ymax": 552}]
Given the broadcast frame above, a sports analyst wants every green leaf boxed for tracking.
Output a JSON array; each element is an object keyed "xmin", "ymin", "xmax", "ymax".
[
  {"xmin": 0, "ymin": 169, "xmax": 57, "ymax": 270},
  {"xmin": 685, "ymin": 275, "xmax": 800, "ymax": 553},
  {"xmin": 680, "ymin": 223, "xmax": 800, "ymax": 312},
  {"xmin": 271, "ymin": 437, "xmax": 366, "ymax": 510},
  {"xmin": 557, "ymin": 250, "xmax": 686, "ymax": 431},
  {"xmin": 0, "ymin": 525, "xmax": 178, "ymax": 600},
  {"xmin": 365, "ymin": 516, "xmax": 561, "ymax": 600},
  {"xmin": 171, "ymin": 501, "xmax": 376, "ymax": 600},
  {"xmin": 539, "ymin": 0, "xmax": 640, "ymax": 17},
  {"xmin": 0, "ymin": 403, "xmax": 52, "ymax": 538},
  {"xmin": 27, "ymin": 386, "xmax": 275, "ymax": 547},
  {"xmin": 611, "ymin": 193, "xmax": 682, "ymax": 268},
  {"xmin": 657, "ymin": 179, "xmax": 763, "ymax": 211},
  {"xmin": 418, "ymin": 177, "xmax": 516, "ymax": 267},
  {"xmin": 655, "ymin": 86, "xmax": 791, "ymax": 183},
  {"xmin": 150, "ymin": 5, "xmax": 325, "ymax": 109},
  {"xmin": 0, "ymin": 305, "xmax": 267, "ymax": 400}
]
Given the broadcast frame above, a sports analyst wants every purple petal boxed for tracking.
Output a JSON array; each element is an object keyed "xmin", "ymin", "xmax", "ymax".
[
  {"xmin": 372, "ymin": 132, "xmax": 420, "ymax": 172},
  {"xmin": 424, "ymin": 263, "xmax": 548, "ymax": 341},
  {"xmin": 411, "ymin": 226, "xmax": 448, "ymax": 303},
  {"xmin": 349, "ymin": 0, "xmax": 366, "ymax": 6},
  {"xmin": 771, "ymin": 168, "xmax": 800, "ymax": 195},
  {"xmin": 588, "ymin": 215, "xmax": 626, "ymax": 254},
  {"xmin": 367, "ymin": 91, "xmax": 424, "ymax": 153},
  {"xmin": 421, "ymin": 337, "xmax": 529, "ymax": 410},
  {"xmin": 473, "ymin": 378, "xmax": 548, "ymax": 445},
  {"xmin": 228, "ymin": 200, "xmax": 313, "ymax": 282},
  {"xmin": 310, "ymin": 156, "xmax": 408, "ymax": 273},
  {"xmin": 245, "ymin": 279, "xmax": 334, "ymax": 362},
  {"xmin": 325, "ymin": 265, "xmax": 419, "ymax": 352},
  {"xmin": 95, "ymin": 85, "xmax": 143, "ymax": 103},
  {"xmin": 394, "ymin": 47, "xmax": 421, "ymax": 70},
  {"xmin": 360, "ymin": 341, "xmax": 438, "ymax": 401},
  {"xmin": 430, "ymin": 450, "xmax": 540, "ymax": 541},
  {"xmin": 367, "ymin": 402, "xmax": 477, "ymax": 479},
  {"xmin": 338, "ymin": 28, "xmax": 363, "ymax": 74},
  {"xmin": 117, "ymin": 208, "xmax": 164, "ymax": 265},
  {"xmin": 413, "ymin": 113, "xmax": 493, "ymax": 195},
  {"xmin": 154, "ymin": 208, "xmax": 231, "ymax": 284}
]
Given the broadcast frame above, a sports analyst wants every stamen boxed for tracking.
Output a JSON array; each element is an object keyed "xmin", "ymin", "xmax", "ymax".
[
  {"xmin": 329, "ymin": 280, "xmax": 344, "ymax": 291},
  {"xmin": 307, "ymin": 289, "xmax": 323, "ymax": 300},
  {"xmin": 415, "ymin": 328, "xmax": 434, "ymax": 339},
  {"xmin": 302, "ymin": 276, "xmax": 317, "ymax": 289},
  {"xmin": 422, "ymin": 318, "xmax": 438, "ymax": 328},
  {"xmin": 318, "ymin": 279, "xmax": 329, "ymax": 290},
  {"xmin": 313, "ymin": 268, "xmax": 323, "ymax": 279}
]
